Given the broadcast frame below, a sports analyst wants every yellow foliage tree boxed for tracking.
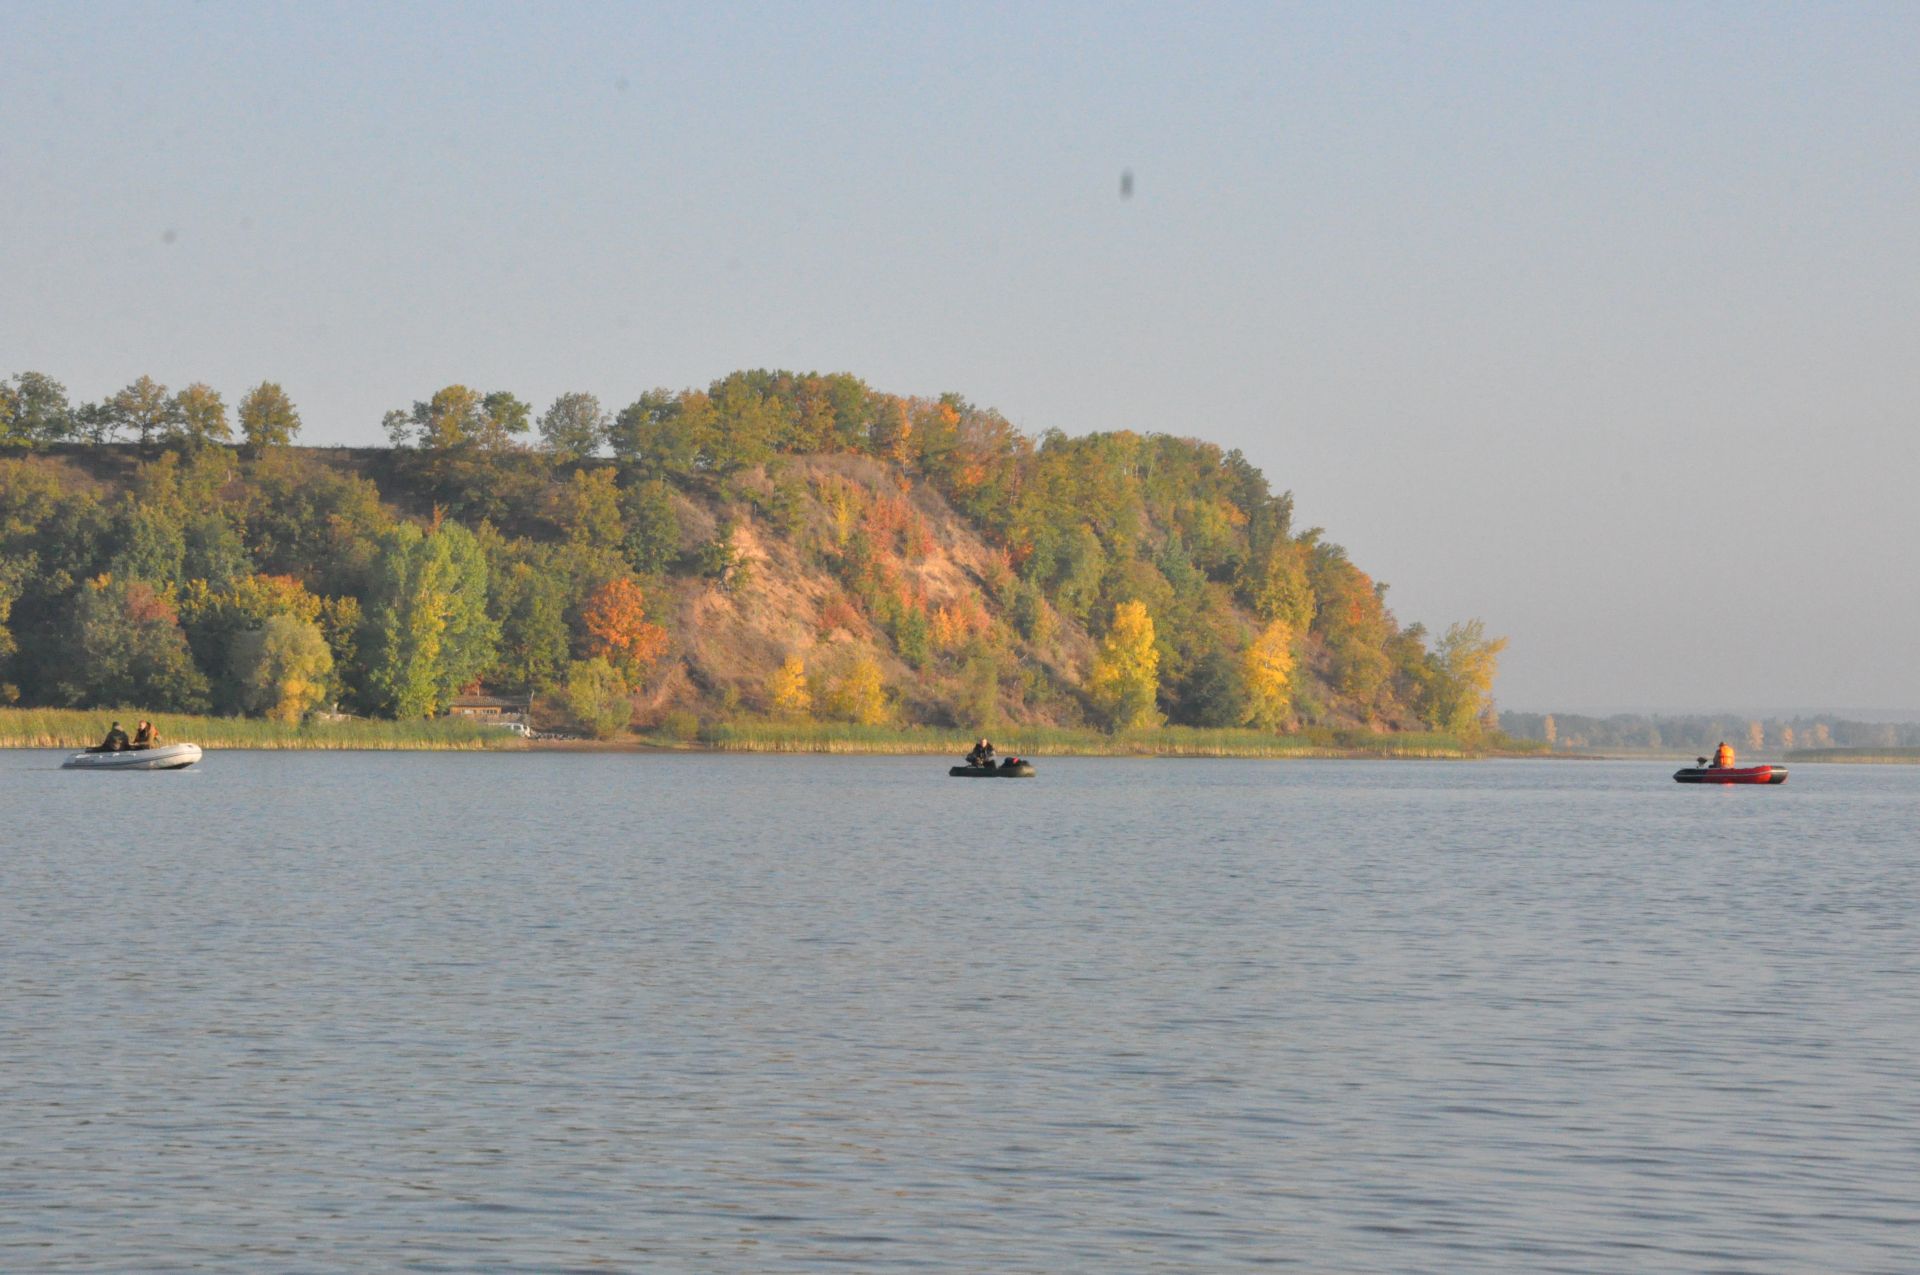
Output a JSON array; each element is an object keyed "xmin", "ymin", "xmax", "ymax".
[
  {"xmin": 231, "ymin": 614, "xmax": 334, "ymax": 722},
  {"xmin": 826, "ymin": 655, "xmax": 889, "ymax": 725},
  {"xmin": 1088, "ymin": 599, "xmax": 1161, "ymax": 731},
  {"xmin": 1248, "ymin": 540, "xmax": 1316, "ymax": 630},
  {"xmin": 768, "ymin": 655, "xmax": 812, "ymax": 717},
  {"xmin": 1242, "ymin": 619, "xmax": 1295, "ymax": 730},
  {"xmin": 1423, "ymin": 620, "xmax": 1507, "ymax": 738}
]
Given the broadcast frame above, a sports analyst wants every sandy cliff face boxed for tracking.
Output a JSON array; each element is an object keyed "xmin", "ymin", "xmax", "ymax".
[{"xmin": 646, "ymin": 455, "xmax": 1099, "ymax": 727}]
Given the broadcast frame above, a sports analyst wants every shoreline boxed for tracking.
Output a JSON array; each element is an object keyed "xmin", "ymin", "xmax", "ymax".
[{"xmin": 2, "ymin": 708, "xmax": 1553, "ymax": 760}]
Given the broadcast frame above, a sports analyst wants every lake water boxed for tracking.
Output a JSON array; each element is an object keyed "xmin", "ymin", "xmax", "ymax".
[{"xmin": 3, "ymin": 753, "xmax": 1918, "ymax": 1272}]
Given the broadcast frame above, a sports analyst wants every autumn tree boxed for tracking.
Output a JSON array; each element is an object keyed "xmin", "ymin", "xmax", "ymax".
[
  {"xmin": 538, "ymin": 392, "xmax": 609, "ymax": 461},
  {"xmin": 173, "ymin": 382, "xmax": 232, "ymax": 448},
  {"xmin": 768, "ymin": 654, "xmax": 812, "ymax": 716},
  {"xmin": 1244, "ymin": 540, "xmax": 1316, "ymax": 630},
  {"xmin": 824, "ymin": 655, "xmax": 889, "ymax": 725},
  {"xmin": 1421, "ymin": 620, "xmax": 1507, "ymax": 738},
  {"xmin": 110, "ymin": 376, "xmax": 184, "ymax": 447},
  {"xmin": 231, "ymin": 613, "xmax": 334, "ymax": 721},
  {"xmin": 1242, "ymin": 619, "xmax": 1295, "ymax": 730},
  {"xmin": 579, "ymin": 577, "xmax": 669, "ymax": 681},
  {"xmin": 1310, "ymin": 545, "xmax": 1394, "ymax": 706},
  {"xmin": 1088, "ymin": 599, "xmax": 1161, "ymax": 731},
  {"xmin": 384, "ymin": 385, "xmax": 485, "ymax": 450},
  {"xmin": 178, "ymin": 571, "xmax": 326, "ymax": 710},
  {"xmin": 238, "ymin": 381, "xmax": 301, "ymax": 453}
]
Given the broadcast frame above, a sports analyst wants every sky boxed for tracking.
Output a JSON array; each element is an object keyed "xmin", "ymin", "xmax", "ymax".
[{"xmin": 4, "ymin": 1, "xmax": 1917, "ymax": 712}]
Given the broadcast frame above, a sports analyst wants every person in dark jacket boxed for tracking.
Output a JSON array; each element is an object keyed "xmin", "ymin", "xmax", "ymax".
[
  {"xmin": 95, "ymin": 721, "xmax": 130, "ymax": 752},
  {"xmin": 131, "ymin": 720, "xmax": 159, "ymax": 749},
  {"xmin": 965, "ymin": 738, "xmax": 997, "ymax": 767}
]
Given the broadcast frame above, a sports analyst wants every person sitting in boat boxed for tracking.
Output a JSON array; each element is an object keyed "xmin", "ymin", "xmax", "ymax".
[
  {"xmin": 131, "ymin": 720, "xmax": 159, "ymax": 749},
  {"xmin": 966, "ymin": 738, "xmax": 996, "ymax": 767},
  {"xmin": 1711, "ymin": 740, "xmax": 1735, "ymax": 769},
  {"xmin": 95, "ymin": 721, "xmax": 130, "ymax": 752}
]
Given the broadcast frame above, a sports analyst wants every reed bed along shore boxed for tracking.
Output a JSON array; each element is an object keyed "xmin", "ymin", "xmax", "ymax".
[
  {"xmin": 1784, "ymin": 747, "xmax": 1920, "ymax": 764},
  {"xmin": 0, "ymin": 708, "xmax": 519, "ymax": 751},
  {"xmin": 5, "ymin": 706, "xmax": 1536, "ymax": 759},
  {"xmin": 673, "ymin": 718, "xmax": 1517, "ymax": 759}
]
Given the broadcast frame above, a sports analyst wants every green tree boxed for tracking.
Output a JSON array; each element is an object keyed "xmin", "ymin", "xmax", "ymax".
[
  {"xmin": 71, "ymin": 401, "xmax": 120, "ymax": 444},
  {"xmin": 231, "ymin": 613, "xmax": 334, "ymax": 721},
  {"xmin": 551, "ymin": 468, "xmax": 624, "ymax": 551},
  {"xmin": 894, "ymin": 605, "xmax": 930, "ymax": 668},
  {"xmin": 611, "ymin": 389, "xmax": 705, "ymax": 474},
  {"xmin": 697, "ymin": 519, "xmax": 744, "ymax": 589},
  {"xmin": 1052, "ymin": 524, "xmax": 1106, "ymax": 622},
  {"xmin": 172, "ymin": 382, "xmax": 232, "ymax": 448},
  {"xmin": 1088, "ymin": 599, "xmax": 1161, "ymax": 731},
  {"xmin": 538, "ymin": 392, "xmax": 609, "ymax": 461},
  {"xmin": 490, "ymin": 560, "xmax": 570, "ymax": 691},
  {"xmin": 1, "ymin": 372, "xmax": 74, "ymax": 447},
  {"xmin": 360, "ymin": 521, "xmax": 499, "ymax": 717},
  {"xmin": 109, "ymin": 375, "xmax": 184, "ymax": 447},
  {"xmin": 478, "ymin": 390, "xmax": 531, "ymax": 451},
  {"xmin": 238, "ymin": 381, "xmax": 302, "ymax": 453},
  {"xmin": 58, "ymin": 575, "xmax": 210, "ymax": 711},
  {"xmin": 563, "ymin": 656, "xmax": 632, "ymax": 739},
  {"xmin": 1177, "ymin": 645, "xmax": 1248, "ymax": 728},
  {"xmin": 620, "ymin": 477, "xmax": 681, "ymax": 573},
  {"xmin": 108, "ymin": 500, "xmax": 188, "ymax": 589}
]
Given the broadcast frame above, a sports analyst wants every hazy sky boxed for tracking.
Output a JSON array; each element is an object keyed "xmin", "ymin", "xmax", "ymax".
[{"xmin": 5, "ymin": 1, "xmax": 1916, "ymax": 711}]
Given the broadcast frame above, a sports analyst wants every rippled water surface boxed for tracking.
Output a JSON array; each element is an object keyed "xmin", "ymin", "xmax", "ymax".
[{"xmin": 4, "ymin": 753, "xmax": 1919, "ymax": 1271}]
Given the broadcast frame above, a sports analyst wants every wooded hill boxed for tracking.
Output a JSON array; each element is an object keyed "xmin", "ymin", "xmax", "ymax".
[{"xmin": 0, "ymin": 368, "xmax": 1505, "ymax": 739}]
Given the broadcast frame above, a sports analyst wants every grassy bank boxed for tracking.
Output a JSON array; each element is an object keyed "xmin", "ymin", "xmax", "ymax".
[
  {"xmin": 1785, "ymin": 747, "xmax": 1920, "ymax": 764},
  {"xmin": 0, "ymin": 707, "xmax": 521, "ymax": 751},
  {"xmin": 656, "ymin": 717, "xmax": 1534, "ymax": 759}
]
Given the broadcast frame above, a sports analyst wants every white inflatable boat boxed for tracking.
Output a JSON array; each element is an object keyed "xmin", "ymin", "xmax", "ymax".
[{"xmin": 62, "ymin": 743, "xmax": 203, "ymax": 771}]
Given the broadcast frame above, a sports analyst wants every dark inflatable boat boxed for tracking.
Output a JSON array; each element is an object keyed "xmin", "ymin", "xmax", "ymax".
[
  {"xmin": 950, "ymin": 761, "xmax": 1035, "ymax": 778},
  {"xmin": 1673, "ymin": 764, "xmax": 1787, "ymax": 785}
]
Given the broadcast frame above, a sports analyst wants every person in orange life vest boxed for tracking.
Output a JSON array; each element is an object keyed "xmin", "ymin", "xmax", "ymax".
[{"xmin": 1712, "ymin": 740, "xmax": 1735, "ymax": 769}]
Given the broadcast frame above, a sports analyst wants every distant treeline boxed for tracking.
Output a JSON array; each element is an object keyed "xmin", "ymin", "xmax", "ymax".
[
  {"xmin": 1500, "ymin": 712, "xmax": 1920, "ymax": 753},
  {"xmin": 1, "ymin": 367, "xmax": 1505, "ymax": 739}
]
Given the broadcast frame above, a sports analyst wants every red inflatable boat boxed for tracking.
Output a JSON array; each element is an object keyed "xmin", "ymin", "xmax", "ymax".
[{"xmin": 1673, "ymin": 764, "xmax": 1788, "ymax": 785}]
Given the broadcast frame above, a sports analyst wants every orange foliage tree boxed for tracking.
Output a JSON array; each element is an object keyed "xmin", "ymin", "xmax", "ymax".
[{"xmin": 580, "ymin": 577, "xmax": 669, "ymax": 680}]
